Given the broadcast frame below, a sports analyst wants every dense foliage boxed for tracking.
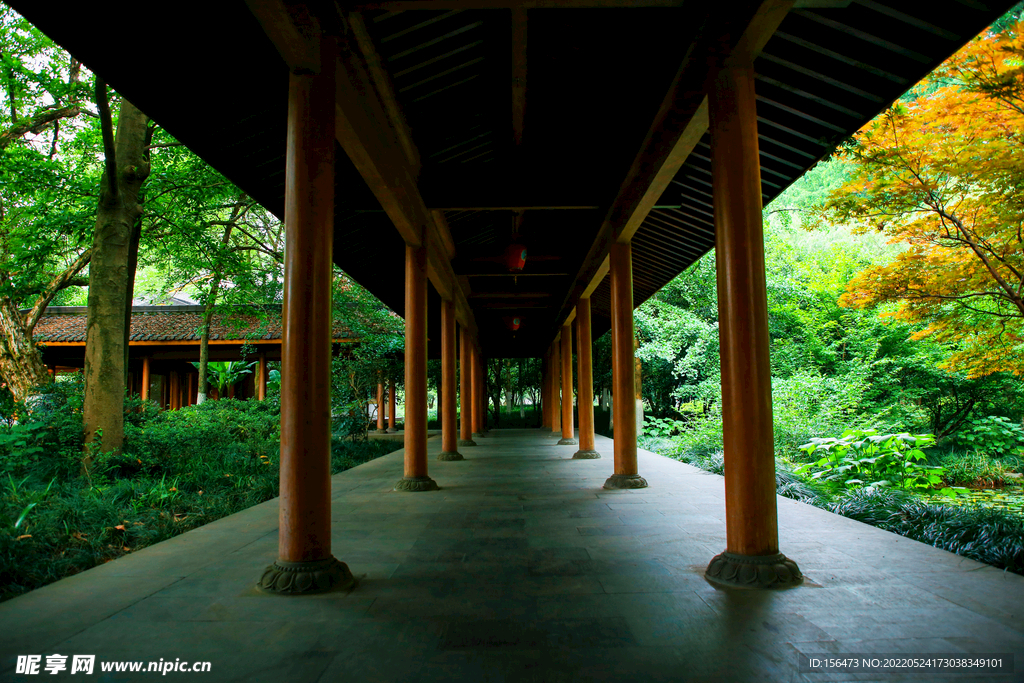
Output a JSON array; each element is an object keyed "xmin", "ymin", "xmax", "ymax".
[{"xmin": 0, "ymin": 376, "xmax": 399, "ymax": 601}]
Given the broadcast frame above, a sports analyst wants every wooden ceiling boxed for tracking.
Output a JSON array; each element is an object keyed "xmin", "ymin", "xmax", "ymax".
[{"xmin": 9, "ymin": 0, "xmax": 1014, "ymax": 357}]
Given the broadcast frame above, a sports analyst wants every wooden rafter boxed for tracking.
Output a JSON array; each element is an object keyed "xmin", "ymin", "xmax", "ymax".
[
  {"xmin": 552, "ymin": 0, "xmax": 794, "ymax": 341},
  {"xmin": 247, "ymin": 1, "xmax": 478, "ymax": 334}
]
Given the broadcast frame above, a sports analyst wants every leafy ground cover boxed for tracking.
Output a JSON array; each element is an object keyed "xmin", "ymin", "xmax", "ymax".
[
  {"xmin": 0, "ymin": 377, "xmax": 399, "ymax": 602},
  {"xmin": 641, "ymin": 420, "xmax": 1024, "ymax": 576}
]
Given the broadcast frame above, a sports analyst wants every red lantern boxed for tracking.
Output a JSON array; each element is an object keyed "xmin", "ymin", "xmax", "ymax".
[
  {"xmin": 503, "ymin": 316, "xmax": 522, "ymax": 332},
  {"xmin": 505, "ymin": 243, "xmax": 527, "ymax": 272},
  {"xmin": 511, "ymin": 317, "xmax": 521, "ymax": 331}
]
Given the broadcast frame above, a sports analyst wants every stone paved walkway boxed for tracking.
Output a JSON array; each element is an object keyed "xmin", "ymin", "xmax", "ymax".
[{"xmin": 2, "ymin": 430, "xmax": 1022, "ymax": 682}]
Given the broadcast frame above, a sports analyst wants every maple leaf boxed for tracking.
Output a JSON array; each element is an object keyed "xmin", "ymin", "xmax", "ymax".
[{"xmin": 824, "ymin": 22, "xmax": 1024, "ymax": 377}]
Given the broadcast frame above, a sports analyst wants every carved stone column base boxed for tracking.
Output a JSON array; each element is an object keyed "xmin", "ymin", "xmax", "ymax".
[
  {"xmin": 704, "ymin": 551, "xmax": 802, "ymax": 590},
  {"xmin": 603, "ymin": 473, "xmax": 648, "ymax": 489},
  {"xmin": 386, "ymin": 428, "xmax": 397, "ymax": 434},
  {"xmin": 437, "ymin": 451, "xmax": 464, "ymax": 461},
  {"xmin": 458, "ymin": 439, "xmax": 477, "ymax": 447},
  {"xmin": 394, "ymin": 476, "xmax": 439, "ymax": 492},
  {"xmin": 375, "ymin": 428, "xmax": 388, "ymax": 434},
  {"xmin": 257, "ymin": 557, "xmax": 353, "ymax": 595},
  {"xmin": 572, "ymin": 449, "xmax": 601, "ymax": 459},
  {"xmin": 471, "ymin": 432, "xmax": 484, "ymax": 439},
  {"xmin": 557, "ymin": 437, "xmax": 578, "ymax": 446}
]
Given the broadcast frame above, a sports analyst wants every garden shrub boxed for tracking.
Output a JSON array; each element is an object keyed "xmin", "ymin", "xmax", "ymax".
[
  {"xmin": 951, "ymin": 415, "xmax": 1024, "ymax": 458},
  {"xmin": 0, "ymin": 385, "xmax": 400, "ymax": 602}
]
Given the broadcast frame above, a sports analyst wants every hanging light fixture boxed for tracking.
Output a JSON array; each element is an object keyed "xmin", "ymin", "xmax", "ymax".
[{"xmin": 504, "ymin": 211, "xmax": 527, "ymax": 283}]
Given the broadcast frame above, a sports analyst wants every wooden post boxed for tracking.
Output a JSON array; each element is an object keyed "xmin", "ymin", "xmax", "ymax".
[
  {"xmin": 187, "ymin": 372, "xmax": 195, "ymax": 407},
  {"xmin": 438, "ymin": 299, "xmax": 463, "ymax": 460},
  {"xmin": 258, "ymin": 352, "xmax": 267, "ymax": 401},
  {"xmin": 605, "ymin": 242, "xmax": 647, "ymax": 489},
  {"xmin": 376, "ymin": 376, "xmax": 387, "ymax": 433},
  {"xmin": 388, "ymin": 376, "xmax": 397, "ymax": 433},
  {"xmin": 458, "ymin": 326, "xmax": 476, "ymax": 447},
  {"xmin": 169, "ymin": 371, "xmax": 180, "ymax": 410},
  {"xmin": 558, "ymin": 323, "xmax": 577, "ymax": 445},
  {"xmin": 550, "ymin": 337, "xmax": 561, "ymax": 435},
  {"xmin": 540, "ymin": 350, "xmax": 551, "ymax": 429},
  {"xmin": 703, "ymin": 63, "xmax": 801, "ymax": 589},
  {"xmin": 471, "ymin": 343, "xmax": 484, "ymax": 438},
  {"xmin": 257, "ymin": 44, "xmax": 353, "ymax": 594},
  {"xmin": 573, "ymin": 297, "xmax": 600, "ymax": 459},
  {"xmin": 395, "ymin": 244, "xmax": 438, "ymax": 492},
  {"xmin": 140, "ymin": 357, "xmax": 150, "ymax": 401}
]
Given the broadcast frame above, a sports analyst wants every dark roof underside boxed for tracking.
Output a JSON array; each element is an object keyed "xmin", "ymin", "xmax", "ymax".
[{"xmin": 8, "ymin": 0, "xmax": 1013, "ymax": 358}]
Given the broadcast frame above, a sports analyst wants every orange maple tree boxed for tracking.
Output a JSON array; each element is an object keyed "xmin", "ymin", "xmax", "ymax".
[{"xmin": 825, "ymin": 22, "xmax": 1024, "ymax": 377}]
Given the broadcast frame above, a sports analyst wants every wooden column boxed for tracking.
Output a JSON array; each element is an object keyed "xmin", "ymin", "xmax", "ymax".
[
  {"xmin": 258, "ymin": 352, "xmax": 267, "ymax": 401},
  {"xmin": 140, "ymin": 357, "xmax": 150, "ymax": 401},
  {"xmin": 438, "ymin": 299, "xmax": 463, "ymax": 460},
  {"xmin": 573, "ymin": 297, "xmax": 600, "ymax": 459},
  {"xmin": 395, "ymin": 243, "xmax": 438, "ymax": 492},
  {"xmin": 376, "ymin": 377, "xmax": 387, "ymax": 433},
  {"xmin": 550, "ymin": 337, "xmax": 561, "ymax": 435},
  {"xmin": 258, "ymin": 47, "xmax": 353, "ymax": 594},
  {"xmin": 540, "ymin": 350, "xmax": 551, "ymax": 429},
  {"xmin": 704, "ymin": 63, "xmax": 800, "ymax": 589},
  {"xmin": 558, "ymin": 323, "xmax": 577, "ymax": 445},
  {"xmin": 471, "ymin": 343, "xmax": 484, "ymax": 438},
  {"xmin": 169, "ymin": 371, "xmax": 180, "ymax": 410},
  {"xmin": 458, "ymin": 326, "xmax": 476, "ymax": 447},
  {"xmin": 605, "ymin": 242, "xmax": 647, "ymax": 489},
  {"xmin": 388, "ymin": 376, "xmax": 397, "ymax": 433}
]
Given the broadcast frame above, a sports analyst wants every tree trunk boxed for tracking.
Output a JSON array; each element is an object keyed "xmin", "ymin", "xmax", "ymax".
[
  {"xmin": 83, "ymin": 92, "xmax": 150, "ymax": 463},
  {"xmin": 0, "ymin": 300, "xmax": 50, "ymax": 401},
  {"xmin": 195, "ymin": 223, "xmax": 234, "ymax": 404}
]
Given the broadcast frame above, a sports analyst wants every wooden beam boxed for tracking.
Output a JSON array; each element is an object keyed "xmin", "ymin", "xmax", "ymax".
[
  {"xmin": 332, "ymin": 11, "xmax": 478, "ymax": 336},
  {"xmin": 552, "ymin": 0, "xmax": 794, "ymax": 335},
  {"xmin": 245, "ymin": 0, "xmax": 322, "ymax": 72},
  {"xmin": 421, "ymin": 183, "xmax": 602, "ymax": 210}
]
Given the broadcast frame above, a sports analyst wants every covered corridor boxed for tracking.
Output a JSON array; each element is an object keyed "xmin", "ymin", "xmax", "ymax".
[{"xmin": 2, "ymin": 431, "xmax": 1021, "ymax": 682}]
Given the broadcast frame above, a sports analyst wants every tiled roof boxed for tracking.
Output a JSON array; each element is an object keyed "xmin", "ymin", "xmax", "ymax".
[{"xmin": 33, "ymin": 306, "xmax": 356, "ymax": 344}]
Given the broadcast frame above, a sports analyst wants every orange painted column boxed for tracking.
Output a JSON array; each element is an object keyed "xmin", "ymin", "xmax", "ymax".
[
  {"xmin": 558, "ymin": 324, "xmax": 577, "ymax": 445},
  {"xmin": 703, "ymin": 63, "xmax": 801, "ymax": 589},
  {"xmin": 169, "ymin": 372, "xmax": 180, "ymax": 410},
  {"xmin": 550, "ymin": 338, "xmax": 561, "ymax": 435},
  {"xmin": 396, "ymin": 243, "xmax": 438, "ymax": 492},
  {"xmin": 438, "ymin": 299, "xmax": 463, "ymax": 460},
  {"xmin": 258, "ymin": 353, "xmax": 267, "ymax": 401},
  {"xmin": 376, "ymin": 377, "xmax": 387, "ymax": 433},
  {"xmin": 459, "ymin": 327, "xmax": 476, "ymax": 447},
  {"xmin": 471, "ymin": 343, "xmax": 484, "ymax": 438},
  {"xmin": 540, "ymin": 350, "xmax": 551, "ymax": 428},
  {"xmin": 140, "ymin": 357, "xmax": 150, "ymax": 401},
  {"xmin": 605, "ymin": 242, "xmax": 647, "ymax": 490},
  {"xmin": 388, "ymin": 376, "xmax": 397, "ymax": 433},
  {"xmin": 259, "ymin": 48, "xmax": 352, "ymax": 594},
  {"xmin": 574, "ymin": 297, "xmax": 600, "ymax": 459}
]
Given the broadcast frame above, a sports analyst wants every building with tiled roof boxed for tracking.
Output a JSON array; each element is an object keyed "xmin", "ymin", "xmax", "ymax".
[
  {"xmin": 34, "ymin": 305, "xmax": 356, "ymax": 344},
  {"xmin": 35, "ymin": 305, "xmax": 360, "ymax": 409}
]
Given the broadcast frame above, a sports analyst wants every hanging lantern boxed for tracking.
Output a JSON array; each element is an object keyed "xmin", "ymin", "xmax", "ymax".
[
  {"xmin": 503, "ymin": 316, "xmax": 522, "ymax": 332},
  {"xmin": 505, "ymin": 242, "xmax": 527, "ymax": 272},
  {"xmin": 511, "ymin": 317, "xmax": 521, "ymax": 331}
]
